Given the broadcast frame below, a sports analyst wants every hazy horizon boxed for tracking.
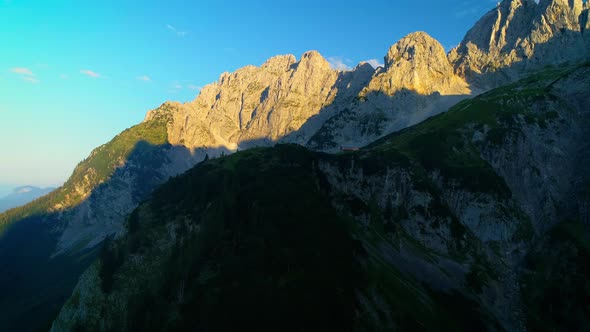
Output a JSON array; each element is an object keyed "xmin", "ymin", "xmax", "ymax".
[{"xmin": 0, "ymin": 183, "xmax": 58, "ymax": 198}]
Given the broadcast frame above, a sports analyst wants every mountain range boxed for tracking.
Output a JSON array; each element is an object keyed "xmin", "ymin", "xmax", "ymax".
[
  {"xmin": 0, "ymin": 186, "xmax": 54, "ymax": 214},
  {"xmin": 0, "ymin": 0, "xmax": 589, "ymax": 331}
]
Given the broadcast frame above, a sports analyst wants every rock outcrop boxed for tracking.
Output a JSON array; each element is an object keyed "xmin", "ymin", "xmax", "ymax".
[
  {"xmin": 308, "ymin": 32, "xmax": 471, "ymax": 152},
  {"xmin": 148, "ymin": 51, "xmax": 341, "ymax": 151},
  {"xmin": 375, "ymin": 31, "xmax": 470, "ymax": 96},
  {"xmin": 145, "ymin": 34, "xmax": 472, "ymax": 156},
  {"xmin": 51, "ymin": 64, "xmax": 590, "ymax": 332},
  {"xmin": 3, "ymin": 1, "xmax": 590, "ymax": 330},
  {"xmin": 449, "ymin": 0, "xmax": 590, "ymax": 89}
]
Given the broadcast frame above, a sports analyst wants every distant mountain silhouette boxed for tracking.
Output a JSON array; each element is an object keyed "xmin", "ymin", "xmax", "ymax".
[{"xmin": 0, "ymin": 186, "xmax": 54, "ymax": 213}]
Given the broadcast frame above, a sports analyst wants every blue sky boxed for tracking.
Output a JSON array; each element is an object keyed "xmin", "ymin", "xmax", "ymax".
[{"xmin": 0, "ymin": 0, "xmax": 497, "ymax": 188}]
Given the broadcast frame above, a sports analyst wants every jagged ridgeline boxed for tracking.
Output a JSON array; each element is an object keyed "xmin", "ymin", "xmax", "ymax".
[
  {"xmin": 0, "ymin": 106, "xmax": 194, "ymax": 331},
  {"xmin": 1, "ymin": 0, "xmax": 589, "ymax": 330},
  {"xmin": 52, "ymin": 63, "xmax": 590, "ymax": 331},
  {"xmin": 0, "ymin": 108, "xmax": 170, "ymax": 233}
]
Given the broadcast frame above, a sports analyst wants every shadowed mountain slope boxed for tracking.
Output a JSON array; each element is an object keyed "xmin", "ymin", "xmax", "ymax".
[
  {"xmin": 1, "ymin": 1, "xmax": 589, "ymax": 330},
  {"xmin": 53, "ymin": 63, "xmax": 590, "ymax": 331}
]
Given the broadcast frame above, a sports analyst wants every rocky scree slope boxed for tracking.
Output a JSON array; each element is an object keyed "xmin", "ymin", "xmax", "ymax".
[
  {"xmin": 2, "ymin": 1, "xmax": 589, "ymax": 329},
  {"xmin": 0, "ymin": 31, "xmax": 466, "ymax": 331},
  {"xmin": 149, "ymin": 31, "xmax": 473, "ymax": 155},
  {"xmin": 52, "ymin": 63, "xmax": 590, "ymax": 331},
  {"xmin": 3, "ymin": 0, "xmax": 588, "ymax": 253},
  {"xmin": 4, "ymin": 0, "xmax": 588, "ymax": 256},
  {"xmin": 307, "ymin": 32, "xmax": 471, "ymax": 152}
]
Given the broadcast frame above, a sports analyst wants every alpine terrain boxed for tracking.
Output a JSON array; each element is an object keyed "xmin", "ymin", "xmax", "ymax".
[{"xmin": 0, "ymin": 0, "xmax": 588, "ymax": 331}]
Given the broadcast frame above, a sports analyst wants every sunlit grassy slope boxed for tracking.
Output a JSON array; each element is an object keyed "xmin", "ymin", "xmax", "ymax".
[
  {"xmin": 0, "ymin": 108, "xmax": 171, "ymax": 234},
  {"xmin": 62, "ymin": 63, "xmax": 590, "ymax": 331}
]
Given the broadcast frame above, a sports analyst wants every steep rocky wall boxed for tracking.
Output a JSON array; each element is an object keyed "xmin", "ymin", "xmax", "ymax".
[{"xmin": 449, "ymin": 0, "xmax": 590, "ymax": 89}]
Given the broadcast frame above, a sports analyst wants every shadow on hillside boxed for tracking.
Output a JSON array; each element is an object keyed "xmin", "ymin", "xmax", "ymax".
[
  {"xmin": 305, "ymin": 88, "xmax": 470, "ymax": 152},
  {"xmin": 0, "ymin": 23, "xmax": 588, "ymax": 331},
  {"xmin": 275, "ymin": 63, "xmax": 375, "ymax": 146},
  {"xmin": 0, "ymin": 140, "xmax": 224, "ymax": 332}
]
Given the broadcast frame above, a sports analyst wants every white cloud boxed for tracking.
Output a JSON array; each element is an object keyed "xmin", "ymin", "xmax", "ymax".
[
  {"xmin": 363, "ymin": 59, "xmax": 384, "ymax": 69},
  {"xmin": 137, "ymin": 75, "xmax": 151, "ymax": 82},
  {"xmin": 10, "ymin": 67, "xmax": 40, "ymax": 83},
  {"xmin": 188, "ymin": 84, "xmax": 202, "ymax": 91},
  {"xmin": 167, "ymin": 24, "xmax": 187, "ymax": 37},
  {"xmin": 174, "ymin": 84, "xmax": 183, "ymax": 89},
  {"xmin": 80, "ymin": 69, "xmax": 100, "ymax": 78},
  {"xmin": 60, "ymin": 74, "xmax": 69, "ymax": 79},
  {"xmin": 327, "ymin": 56, "xmax": 352, "ymax": 71},
  {"xmin": 23, "ymin": 76, "xmax": 40, "ymax": 84},
  {"xmin": 10, "ymin": 67, "xmax": 34, "ymax": 76}
]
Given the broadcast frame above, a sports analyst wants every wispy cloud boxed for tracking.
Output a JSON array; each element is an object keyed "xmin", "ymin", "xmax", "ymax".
[
  {"xmin": 10, "ymin": 67, "xmax": 40, "ymax": 83},
  {"xmin": 23, "ymin": 76, "xmax": 40, "ymax": 84},
  {"xmin": 327, "ymin": 56, "xmax": 352, "ymax": 71},
  {"xmin": 187, "ymin": 84, "xmax": 202, "ymax": 91},
  {"xmin": 363, "ymin": 59, "xmax": 384, "ymax": 69},
  {"xmin": 60, "ymin": 74, "xmax": 69, "ymax": 79},
  {"xmin": 80, "ymin": 69, "xmax": 100, "ymax": 78},
  {"xmin": 137, "ymin": 75, "xmax": 151, "ymax": 82},
  {"xmin": 167, "ymin": 24, "xmax": 187, "ymax": 37},
  {"xmin": 10, "ymin": 67, "xmax": 34, "ymax": 76}
]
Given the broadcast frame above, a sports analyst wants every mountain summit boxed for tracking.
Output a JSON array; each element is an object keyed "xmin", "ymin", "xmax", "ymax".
[
  {"xmin": 449, "ymin": 0, "xmax": 590, "ymax": 88},
  {"xmin": 370, "ymin": 31, "xmax": 470, "ymax": 96},
  {"xmin": 1, "ymin": 1, "xmax": 589, "ymax": 330}
]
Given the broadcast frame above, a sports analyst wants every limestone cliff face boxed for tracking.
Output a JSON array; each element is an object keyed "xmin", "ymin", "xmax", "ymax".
[
  {"xmin": 57, "ymin": 39, "xmax": 467, "ymax": 254},
  {"xmin": 372, "ymin": 32, "xmax": 470, "ymax": 96},
  {"xmin": 11, "ymin": 0, "xmax": 590, "ymax": 258},
  {"xmin": 145, "ymin": 32, "xmax": 472, "ymax": 156},
  {"xmin": 51, "ymin": 65, "xmax": 590, "ymax": 332},
  {"xmin": 308, "ymin": 32, "xmax": 471, "ymax": 152},
  {"xmin": 449, "ymin": 0, "xmax": 589, "ymax": 89},
  {"xmin": 147, "ymin": 51, "xmax": 341, "ymax": 151}
]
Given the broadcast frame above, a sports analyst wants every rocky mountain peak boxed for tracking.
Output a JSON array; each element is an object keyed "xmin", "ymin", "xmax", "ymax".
[
  {"xmin": 354, "ymin": 61, "xmax": 377, "ymax": 73},
  {"xmin": 261, "ymin": 54, "xmax": 297, "ymax": 72},
  {"xmin": 158, "ymin": 50, "xmax": 339, "ymax": 150},
  {"xmin": 536, "ymin": 0, "xmax": 584, "ymax": 29},
  {"xmin": 143, "ymin": 101, "xmax": 181, "ymax": 122},
  {"xmin": 364, "ymin": 32, "xmax": 470, "ymax": 96},
  {"xmin": 384, "ymin": 32, "xmax": 447, "ymax": 70},
  {"xmin": 449, "ymin": 0, "xmax": 589, "ymax": 89},
  {"xmin": 297, "ymin": 50, "xmax": 332, "ymax": 72}
]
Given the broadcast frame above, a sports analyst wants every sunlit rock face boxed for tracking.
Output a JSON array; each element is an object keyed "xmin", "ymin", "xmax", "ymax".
[
  {"xmin": 29, "ymin": 0, "xmax": 590, "ymax": 256},
  {"xmin": 371, "ymin": 31, "xmax": 470, "ymax": 96},
  {"xmin": 145, "ymin": 51, "xmax": 341, "ymax": 151},
  {"xmin": 449, "ymin": 0, "xmax": 590, "ymax": 89},
  {"xmin": 308, "ymin": 32, "xmax": 472, "ymax": 152},
  {"xmin": 149, "ymin": 32, "xmax": 473, "ymax": 156},
  {"xmin": 51, "ymin": 64, "xmax": 590, "ymax": 332}
]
